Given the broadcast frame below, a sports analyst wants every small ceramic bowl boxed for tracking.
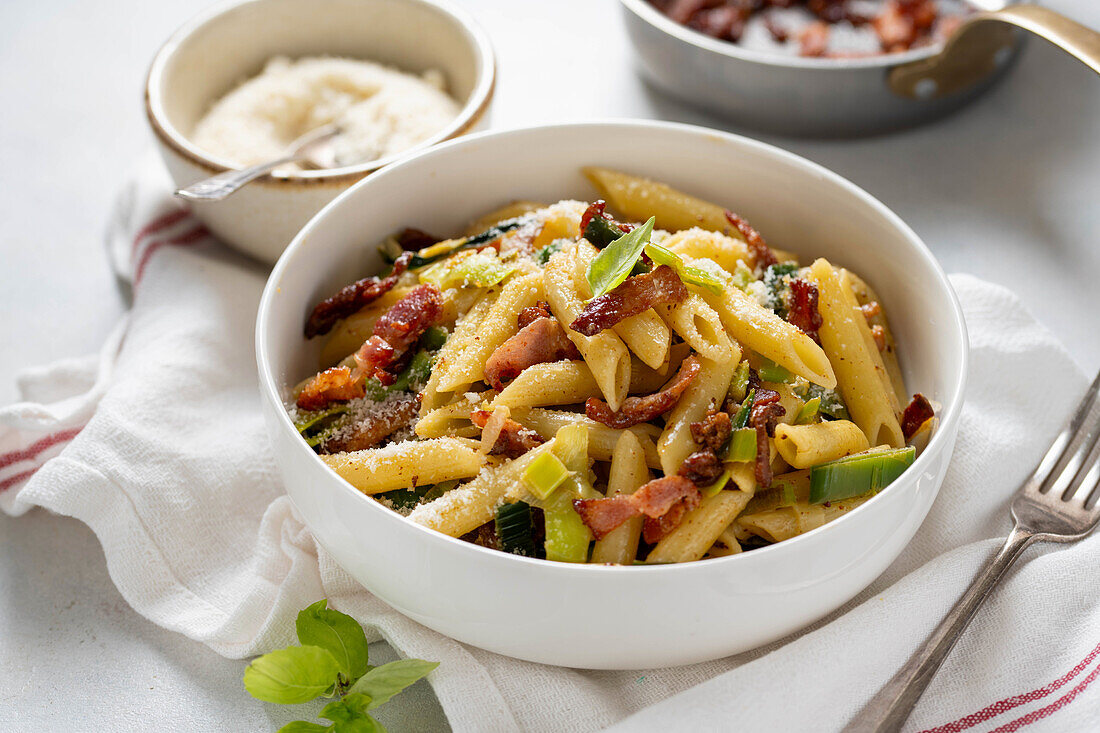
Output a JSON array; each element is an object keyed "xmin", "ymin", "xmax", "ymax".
[
  {"xmin": 256, "ymin": 121, "xmax": 968, "ymax": 669},
  {"xmin": 145, "ymin": 0, "xmax": 494, "ymax": 264}
]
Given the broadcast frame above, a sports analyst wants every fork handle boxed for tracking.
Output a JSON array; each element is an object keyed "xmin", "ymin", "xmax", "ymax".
[
  {"xmin": 174, "ymin": 153, "xmax": 302, "ymax": 202},
  {"xmin": 844, "ymin": 525, "xmax": 1039, "ymax": 733}
]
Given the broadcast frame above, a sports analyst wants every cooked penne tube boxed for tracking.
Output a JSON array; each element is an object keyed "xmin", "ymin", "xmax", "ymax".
[
  {"xmin": 658, "ymin": 356, "xmax": 736, "ymax": 476},
  {"xmin": 647, "ymin": 490, "xmax": 753, "ymax": 564},
  {"xmin": 321, "ymin": 437, "xmax": 486, "ymax": 495},
  {"xmin": 698, "ymin": 270, "xmax": 836, "ymax": 389},
  {"xmin": 574, "ymin": 239, "xmax": 670, "ymax": 369},
  {"xmin": 656, "ymin": 293, "xmax": 736, "ymax": 363},
  {"xmin": 509, "ymin": 407, "xmax": 662, "ymax": 469},
  {"xmin": 492, "ymin": 360, "xmax": 599, "ymax": 408},
  {"xmin": 840, "ymin": 269, "xmax": 904, "ymax": 415},
  {"xmin": 810, "ymin": 259, "xmax": 904, "ymax": 447},
  {"xmin": 737, "ymin": 493, "xmax": 873, "ymax": 543},
  {"xmin": 436, "ymin": 272, "xmax": 544, "ymax": 392},
  {"xmin": 664, "ymin": 228, "xmax": 753, "ymax": 275},
  {"xmin": 421, "ymin": 288, "xmax": 496, "ymax": 413},
  {"xmin": 590, "ymin": 431, "xmax": 649, "ymax": 564},
  {"xmin": 773, "ymin": 420, "xmax": 870, "ymax": 469},
  {"xmin": 408, "ymin": 441, "xmax": 555, "ymax": 537},
  {"xmin": 414, "ymin": 394, "xmax": 484, "ymax": 438},
  {"xmin": 544, "ymin": 244, "xmax": 631, "ymax": 410}
]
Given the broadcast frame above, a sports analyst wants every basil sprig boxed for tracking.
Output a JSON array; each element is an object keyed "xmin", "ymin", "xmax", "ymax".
[
  {"xmin": 242, "ymin": 599, "xmax": 438, "ymax": 732},
  {"xmin": 585, "ymin": 216, "xmax": 655, "ymax": 298}
]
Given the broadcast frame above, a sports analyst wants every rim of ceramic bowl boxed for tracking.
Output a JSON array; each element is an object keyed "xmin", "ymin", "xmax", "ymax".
[
  {"xmin": 145, "ymin": 0, "xmax": 496, "ymax": 186},
  {"xmin": 257, "ymin": 119, "xmax": 969, "ymax": 574},
  {"xmin": 619, "ymin": 0, "xmax": 1008, "ymax": 70}
]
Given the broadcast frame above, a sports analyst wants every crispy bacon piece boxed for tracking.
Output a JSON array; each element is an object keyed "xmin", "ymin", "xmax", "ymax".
[
  {"xmin": 750, "ymin": 387, "xmax": 786, "ymax": 488},
  {"xmin": 861, "ymin": 301, "xmax": 882, "ymax": 320},
  {"xmin": 586, "ymin": 355, "xmax": 702, "ymax": 429},
  {"xmin": 798, "ymin": 20, "xmax": 831, "ymax": 57},
  {"xmin": 571, "ymin": 266, "xmax": 688, "ymax": 337},
  {"xmin": 355, "ymin": 285, "xmax": 443, "ymax": 385},
  {"xmin": 787, "ymin": 278, "xmax": 824, "ymax": 343},
  {"xmin": 296, "ymin": 366, "xmax": 366, "ymax": 411},
  {"xmin": 643, "ymin": 490, "xmax": 701, "ymax": 544},
  {"xmin": 573, "ymin": 476, "xmax": 700, "ymax": 541},
  {"xmin": 396, "ymin": 228, "xmax": 439, "ymax": 251},
  {"xmin": 678, "ymin": 450, "xmax": 724, "ymax": 485},
  {"xmin": 724, "ymin": 210, "xmax": 778, "ymax": 269},
  {"xmin": 483, "ymin": 317, "xmax": 581, "ymax": 391},
  {"xmin": 579, "ymin": 200, "xmax": 632, "ymax": 239},
  {"xmin": 517, "ymin": 300, "xmax": 553, "ymax": 329},
  {"xmin": 690, "ymin": 409, "xmax": 731, "ymax": 453},
  {"xmin": 304, "ymin": 251, "xmax": 413, "ymax": 338},
  {"xmin": 470, "ymin": 409, "xmax": 546, "ymax": 458},
  {"xmin": 873, "ymin": 0, "xmax": 936, "ymax": 52},
  {"xmin": 321, "ymin": 396, "xmax": 419, "ymax": 453},
  {"xmin": 901, "ymin": 393, "xmax": 935, "ymax": 441},
  {"xmin": 871, "ymin": 324, "xmax": 887, "ymax": 351}
]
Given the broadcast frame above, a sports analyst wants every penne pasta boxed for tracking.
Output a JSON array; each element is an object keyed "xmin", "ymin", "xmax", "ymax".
[
  {"xmin": 509, "ymin": 407, "xmax": 662, "ymax": 469},
  {"xmin": 698, "ymin": 268, "xmax": 836, "ymax": 389},
  {"xmin": 657, "ymin": 293, "xmax": 736, "ymax": 363},
  {"xmin": 574, "ymin": 239, "xmax": 671, "ymax": 369},
  {"xmin": 658, "ymin": 356, "xmax": 736, "ymax": 476},
  {"xmin": 773, "ymin": 420, "xmax": 870, "ymax": 469},
  {"xmin": 321, "ymin": 437, "xmax": 486, "ymax": 495},
  {"xmin": 590, "ymin": 431, "xmax": 649, "ymax": 564},
  {"xmin": 435, "ymin": 272, "xmax": 544, "ymax": 392},
  {"xmin": 810, "ymin": 259, "xmax": 904, "ymax": 448},
  {"xmin": 544, "ymin": 244, "xmax": 632, "ymax": 410},
  {"xmin": 647, "ymin": 490, "xmax": 753, "ymax": 564}
]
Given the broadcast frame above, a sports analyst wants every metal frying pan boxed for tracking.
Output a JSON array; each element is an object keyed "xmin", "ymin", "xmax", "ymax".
[{"xmin": 620, "ymin": 1, "xmax": 1100, "ymax": 137}]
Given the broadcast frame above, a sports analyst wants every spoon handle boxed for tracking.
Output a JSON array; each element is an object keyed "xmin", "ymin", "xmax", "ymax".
[{"xmin": 174, "ymin": 153, "xmax": 302, "ymax": 202}]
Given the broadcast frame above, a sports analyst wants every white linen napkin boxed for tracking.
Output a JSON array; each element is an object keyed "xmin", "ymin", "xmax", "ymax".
[{"xmin": 3, "ymin": 163, "xmax": 1098, "ymax": 733}]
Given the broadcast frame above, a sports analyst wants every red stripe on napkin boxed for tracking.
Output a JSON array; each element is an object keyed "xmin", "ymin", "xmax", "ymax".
[
  {"xmin": 134, "ymin": 224, "xmax": 210, "ymax": 285},
  {"xmin": 988, "ymin": 658, "xmax": 1100, "ymax": 732},
  {"xmin": 131, "ymin": 208, "xmax": 190, "ymax": 256},
  {"xmin": 921, "ymin": 640, "xmax": 1100, "ymax": 733},
  {"xmin": 0, "ymin": 426, "xmax": 86, "ymax": 470},
  {"xmin": 0, "ymin": 467, "xmax": 39, "ymax": 493}
]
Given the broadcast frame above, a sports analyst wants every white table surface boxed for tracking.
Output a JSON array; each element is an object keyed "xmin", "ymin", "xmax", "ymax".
[{"xmin": 2, "ymin": 0, "xmax": 1098, "ymax": 729}]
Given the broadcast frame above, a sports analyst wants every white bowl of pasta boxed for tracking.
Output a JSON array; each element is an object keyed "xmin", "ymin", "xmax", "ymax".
[{"xmin": 256, "ymin": 121, "xmax": 967, "ymax": 669}]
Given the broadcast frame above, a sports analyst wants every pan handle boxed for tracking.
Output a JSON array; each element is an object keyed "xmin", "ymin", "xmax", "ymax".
[{"xmin": 890, "ymin": 4, "xmax": 1100, "ymax": 99}]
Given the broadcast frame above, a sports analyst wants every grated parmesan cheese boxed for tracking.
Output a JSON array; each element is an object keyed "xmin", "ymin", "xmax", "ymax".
[{"xmin": 193, "ymin": 56, "xmax": 461, "ymax": 168}]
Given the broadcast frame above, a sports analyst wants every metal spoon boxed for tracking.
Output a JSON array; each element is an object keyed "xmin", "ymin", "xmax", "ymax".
[{"xmin": 174, "ymin": 124, "xmax": 342, "ymax": 202}]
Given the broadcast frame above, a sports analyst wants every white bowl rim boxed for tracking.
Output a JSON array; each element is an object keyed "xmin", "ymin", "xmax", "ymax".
[
  {"xmin": 145, "ymin": 0, "xmax": 496, "ymax": 182},
  {"xmin": 257, "ymin": 118, "xmax": 969, "ymax": 575},
  {"xmin": 619, "ymin": 0, "xmax": 1009, "ymax": 71}
]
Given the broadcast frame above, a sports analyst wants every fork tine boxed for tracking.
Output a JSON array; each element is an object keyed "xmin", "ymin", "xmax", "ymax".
[
  {"xmin": 1080, "ymin": 441, "xmax": 1100, "ymax": 510},
  {"xmin": 1021, "ymin": 371, "xmax": 1100, "ymax": 497}
]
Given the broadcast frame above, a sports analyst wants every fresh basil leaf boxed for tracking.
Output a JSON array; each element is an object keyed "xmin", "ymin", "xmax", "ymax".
[
  {"xmin": 296, "ymin": 600, "xmax": 371, "ymax": 682},
  {"xmin": 585, "ymin": 217, "xmax": 654, "ymax": 299},
  {"xmin": 320, "ymin": 692, "xmax": 373, "ymax": 721},
  {"xmin": 320, "ymin": 694, "xmax": 386, "ymax": 732},
  {"xmin": 278, "ymin": 722, "xmax": 330, "ymax": 733},
  {"xmin": 243, "ymin": 645, "xmax": 342, "ymax": 704},
  {"xmin": 347, "ymin": 659, "xmax": 440, "ymax": 710}
]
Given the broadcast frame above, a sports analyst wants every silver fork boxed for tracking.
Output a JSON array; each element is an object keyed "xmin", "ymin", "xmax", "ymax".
[{"xmin": 846, "ymin": 370, "xmax": 1100, "ymax": 733}]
